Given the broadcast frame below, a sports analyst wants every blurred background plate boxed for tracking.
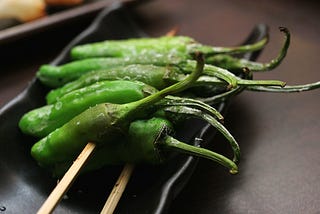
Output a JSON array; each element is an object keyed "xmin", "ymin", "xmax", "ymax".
[{"xmin": 0, "ymin": 0, "xmax": 144, "ymax": 45}]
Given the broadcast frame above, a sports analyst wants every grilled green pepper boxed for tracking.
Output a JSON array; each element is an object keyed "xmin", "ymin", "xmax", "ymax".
[
  {"xmin": 19, "ymin": 80, "xmax": 158, "ymax": 138},
  {"xmin": 31, "ymin": 54, "xmax": 205, "ymax": 168},
  {"xmin": 70, "ymin": 35, "xmax": 268, "ymax": 60},
  {"xmin": 37, "ymin": 28, "xmax": 292, "ymax": 88},
  {"xmin": 45, "ymin": 117, "xmax": 238, "ymax": 177},
  {"xmin": 45, "ymin": 64, "xmax": 285, "ymax": 104}
]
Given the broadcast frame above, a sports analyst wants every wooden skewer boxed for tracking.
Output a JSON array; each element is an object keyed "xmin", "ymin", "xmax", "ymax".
[
  {"xmin": 37, "ymin": 27, "xmax": 178, "ymax": 214},
  {"xmin": 99, "ymin": 28, "xmax": 178, "ymax": 214},
  {"xmin": 165, "ymin": 26, "xmax": 179, "ymax": 37},
  {"xmin": 37, "ymin": 142, "xmax": 96, "ymax": 214},
  {"xmin": 100, "ymin": 163, "xmax": 135, "ymax": 214}
]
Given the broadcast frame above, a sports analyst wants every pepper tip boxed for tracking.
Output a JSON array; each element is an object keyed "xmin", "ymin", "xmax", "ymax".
[{"xmin": 229, "ymin": 167, "xmax": 239, "ymax": 175}]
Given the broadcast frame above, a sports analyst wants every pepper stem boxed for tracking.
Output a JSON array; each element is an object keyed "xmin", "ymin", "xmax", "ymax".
[
  {"xmin": 162, "ymin": 106, "xmax": 240, "ymax": 163},
  {"xmin": 195, "ymin": 35, "xmax": 268, "ymax": 55},
  {"xmin": 158, "ymin": 135, "xmax": 238, "ymax": 174},
  {"xmin": 238, "ymin": 79, "xmax": 286, "ymax": 87},
  {"xmin": 124, "ymin": 52, "xmax": 204, "ymax": 116},
  {"xmin": 183, "ymin": 61, "xmax": 238, "ymax": 89},
  {"xmin": 253, "ymin": 27, "xmax": 290, "ymax": 71},
  {"xmin": 197, "ymin": 86, "xmax": 244, "ymax": 105},
  {"xmin": 205, "ymin": 27, "xmax": 290, "ymax": 72},
  {"xmin": 161, "ymin": 95, "xmax": 224, "ymax": 121},
  {"xmin": 246, "ymin": 81, "xmax": 320, "ymax": 92}
]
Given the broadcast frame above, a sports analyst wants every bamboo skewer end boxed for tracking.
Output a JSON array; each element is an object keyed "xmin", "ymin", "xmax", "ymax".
[
  {"xmin": 37, "ymin": 142, "xmax": 96, "ymax": 214},
  {"xmin": 100, "ymin": 164, "xmax": 135, "ymax": 214}
]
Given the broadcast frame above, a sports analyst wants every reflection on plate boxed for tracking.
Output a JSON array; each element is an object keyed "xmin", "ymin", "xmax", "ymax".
[{"xmin": 0, "ymin": 2, "xmax": 267, "ymax": 213}]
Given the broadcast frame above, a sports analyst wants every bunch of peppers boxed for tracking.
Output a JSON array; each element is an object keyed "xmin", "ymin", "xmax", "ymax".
[{"xmin": 19, "ymin": 27, "xmax": 320, "ymax": 177}]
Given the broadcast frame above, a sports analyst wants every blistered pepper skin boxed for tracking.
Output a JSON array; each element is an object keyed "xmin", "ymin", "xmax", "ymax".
[
  {"xmin": 19, "ymin": 80, "xmax": 158, "ymax": 138},
  {"xmin": 51, "ymin": 117, "xmax": 173, "ymax": 176},
  {"xmin": 31, "ymin": 104, "xmax": 117, "ymax": 167},
  {"xmin": 37, "ymin": 34, "xmax": 271, "ymax": 88},
  {"xmin": 71, "ymin": 36, "xmax": 195, "ymax": 60},
  {"xmin": 46, "ymin": 64, "xmax": 184, "ymax": 104},
  {"xmin": 70, "ymin": 35, "xmax": 268, "ymax": 60},
  {"xmin": 31, "ymin": 56, "xmax": 205, "ymax": 170}
]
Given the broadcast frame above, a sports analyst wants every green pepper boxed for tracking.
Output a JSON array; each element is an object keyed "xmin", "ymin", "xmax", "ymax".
[
  {"xmin": 30, "ymin": 91, "xmax": 243, "ymax": 168},
  {"xmin": 36, "ymin": 29, "xmax": 290, "ymax": 89},
  {"xmin": 36, "ymin": 58, "xmax": 233, "ymax": 88},
  {"xmin": 70, "ymin": 35, "xmax": 268, "ymax": 60},
  {"xmin": 37, "ymin": 55, "xmax": 287, "ymax": 89},
  {"xmin": 156, "ymin": 103, "xmax": 240, "ymax": 163},
  {"xmin": 67, "ymin": 28, "xmax": 290, "ymax": 77},
  {"xmin": 45, "ymin": 64, "xmax": 185, "ymax": 103},
  {"xmin": 46, "ymin": 117, "xmax": 238, "ymax": 177},
  {"xmin": 206, "ymin": 27, "xmax": 290, "ymax": 74},
  {"xmin": 45, "ymin": 64, "xmax": 285, "ymax": 104},
  {"xmin": 31, "ymin": 57, "xmax": 245, "ymax": 177},
  {"xmin": 36, "ymin": 57, "xmax": 159, "ymax": 88},
  {"xmin": 31, "ymin": 55, "xmax": 205, "ymax": 168},
  {"xmin": 19, "ymin": 80, "xmax": 158, "ymax": 138},
  {"xmin": 36, "ymin": 28, "xmax": 290, "ymax": 89},
  {"xmin": 31, "ymin": 64, "xmax": 248, "ymax": 163},
  {"xmin": 25, "ymin": 70, "xmax": 284, "ymax": 139}
]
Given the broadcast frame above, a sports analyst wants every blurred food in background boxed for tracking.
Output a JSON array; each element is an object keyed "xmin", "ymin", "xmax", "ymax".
[
  {"xmin": 45, "ymin": 0, "xmax": 83, "ymax": 6},
  {"xmin": 0, "ymin": 0, "xmax": 86, "ymax": 24},
  {"xmin": 0, "ymin": 0, "xmax": 46, "ymax": 22}
]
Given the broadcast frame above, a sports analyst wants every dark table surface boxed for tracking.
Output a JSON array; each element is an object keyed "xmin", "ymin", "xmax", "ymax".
[{"xmin": 1, "ymin": 0, "xmax": 319, "ymax": 213}]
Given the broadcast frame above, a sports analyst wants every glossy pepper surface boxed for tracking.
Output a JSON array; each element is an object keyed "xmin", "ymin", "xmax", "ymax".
[
  {"xmin": 42, "ymin": 62, "xmax": 286, "ymax": 106},
  {"xmin": 38, "ymin": 31, "xmax": 289, "ymax": 88},
  {"xmin": 31, "ymin": 55, "xmax": 205, "ymax": 169},
  {"xmin": 19, "ymin": 80, "xmax": 158, "ymax": 137},
  {"xmin": 70, "ymin": 35, "xmax": 268, "ymax": 60},
  {"xmin": 40, "ymin": 117, "xmax": 238, "ymax": 177}
]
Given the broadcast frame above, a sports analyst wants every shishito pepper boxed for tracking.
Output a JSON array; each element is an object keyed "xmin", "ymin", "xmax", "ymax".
[
  {"xmin": 45, "ymin": 64, "xmax": 286, "ymax": 104},
  {"xmin": 21, "ymin": 28, "xmax": 320, "ymax": 181},
  {"xmin": 31, "ymin": 54, "xmax": 206, "ymax": 169},
  {"xmin": 37, "ymin": 58, "xmax": 245, "ymax": 88},
  {"xmin": 26, "ymin": 88, "xmax": 243, "ymax": 167},
  {"xmin": 19, "ymin": 80, "xmax": 158, "ymax": 138},
  {"xmin": 36, "ymin": 28, "xmax": 289, "ymax": 88},
  {"xmin": 21, "ymin": 75, "xmax": 229, "ymax": 138},
  {"xmin": 26, "ymin": 59, "xmax": 246, "ymax": 165},
  {"xmin": 44, "ymin": 64, "xmax": 185, "ymax": 103},
  {"xmin": 20, "ymin": 83, "xmax": 227, "ymax": 140},
  {"xmin": 70, "ymin": 35, "xmax": 268, "ymax": 60},
  {"xmin": 47, "ymin": 117, "xmax": 238, "ymax": 177},
  {"xmin": 30, "ymin": 55, "xmax": 239, "ymax": 176}
]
